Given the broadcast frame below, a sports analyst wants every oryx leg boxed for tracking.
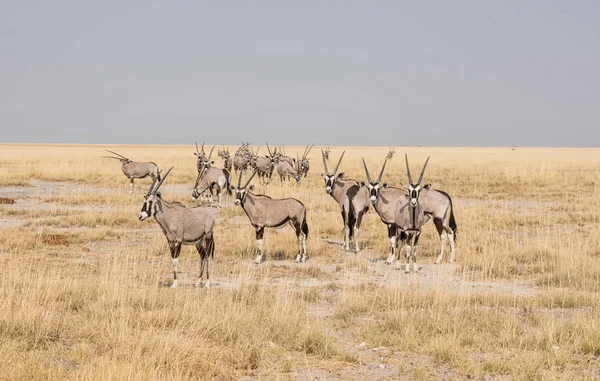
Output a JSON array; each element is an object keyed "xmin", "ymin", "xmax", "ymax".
[
  {"xmin": 412, "ymin": 233, "xmax": 421, "ymax": 273},
  {"xmin": 169, "ymin": 242, "xmax": 182, "ymax": 288},
  {"xmin": 254, "ymin": 227, "xmax": 265, "ymax": 264},
  {"xmin": 448, "ymin": 229, "xmax": 456, "ymax": 263},
  {"xmin": 433, "ymin": 217, "xmax": 447, "ymax": 264},
  {"xmin": 385, "ymin": 225, "xmax": 397, "ymax": 264},
  {"xmin": 341, "ymin": 209, "xmax": 350, "ymax": 251},
  {"xmin": 293, "ymin": 221, "xmax": 303, "ymax": 263},
  {"xmin": 129, "ymin": 178, "xmax": 134, "ymax": 194},
  {"xmin": 195, "ymin": 239, "xmax": 208, "ymax": 288}
]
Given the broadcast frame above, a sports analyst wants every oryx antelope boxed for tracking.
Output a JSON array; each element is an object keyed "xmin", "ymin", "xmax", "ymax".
[
  {"xmin": 233, "ymin": 169, "xmax": 309, "ymax": 264},
  {"xmin": 299, "ymin": 144, "xmax": 314, "ymax": 178},
  {"xmin": 323, "ymin": 146, "xmax": 331, "ymax": 160},
  {"xmin": 386, "ymin": 147, "xmax": 395, "ymax": 160},
  {"xmin": 138, "ymin": 168, "xmax": 216, "ymax": 288},
  {"xmin": 393, "ymin": 154, "xmax": 430, "ymax": 272},
  {"xmin": 192, "ymin": 146, "xmax": 232, "ymax": 206},
  {"xmin": 253, "ymin": 143, "xmax": 277, "ymax": 184},
  {"xmin": 360, "ymin": 157, "xmax": 408, "ymax": 264},
  {"xmin": 321, "ymin": 150, "xmax": 370, "ymax": 252},
  {"xmin": 233, "ymin": 142, "xmax": 252, "ymax": 174},
  {"xmin": 194, "ymin": 141, "xmax": 207, "ymax": 165},
  {"xmin": 276, "ymin": 155, "xmax": 302, "ymax": 182},
  {"xmin": 218, "ymin": 146, "xmax": 232, "ymax": 172},
  {"xmin": 104, "ymin": 150, "xmax": 160, "ymax": 194},
  {"xmin": 362, "ymin": 156, "xmax": 458, "ymax": 266}
]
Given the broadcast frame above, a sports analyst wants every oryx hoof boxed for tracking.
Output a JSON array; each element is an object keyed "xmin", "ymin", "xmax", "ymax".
[
  {"xmin": 253, "ymin": 256, "xmax": 263, "ymax": 265},
  {"xmin": 301, "ymin": 255, "xmax": 309, "ymax": 262},
  {"xmin": 170, "ymin": 280, "xmax": 178, "ymax": 288},
  {"xmin": 294, "ymin": 255, "xmax": 301, "ymax": 263},
  {"xmin": 434, "ymin": 260, "xmax": 441, "ymax": 265},
  {"xmin": 385, "ymin": 261, "xmax": 393, "ymax": 265}
]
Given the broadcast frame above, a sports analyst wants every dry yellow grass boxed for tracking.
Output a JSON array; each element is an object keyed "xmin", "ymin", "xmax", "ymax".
[{"xmin": 1, "ymin": 143, "xmax": 599, "ymax": 380}]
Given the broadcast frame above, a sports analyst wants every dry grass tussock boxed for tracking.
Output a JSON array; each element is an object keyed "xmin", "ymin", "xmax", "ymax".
[{"xmin": 1, "ymin": 144, "xmax": 600, "ymax": 380}]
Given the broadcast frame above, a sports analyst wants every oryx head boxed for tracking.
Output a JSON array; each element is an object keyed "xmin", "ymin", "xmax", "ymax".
[
  {"xmin": 387, "ymin": 147, "xmax": 395, "ymax": 159},
  {"xmin": 360, "ymin": 158, "xmax": 388, "ymax": 204},
  {"xmin": 139, "ymin": 167, "xmax": 173, "ymax": 221},
  {"xmin": 323, "ymin": 145, "xmax": 331, "ymax": 160},
  {"xmin": 404, "ymin": 154, "xmax": 430, "ymax": 207},
  {"xmin": 233, "ymin": 169, "xmax": 258, "ymax": 206},
  {"xmin": 300, "ymin": 144, "xmax": 314, "ymax": 172},
  {"xmin": 103, "ymin": 150, "xmax": 132, "ymax": 164},
  {"xmin": 198, "ymin": 145, "xmax": 216, "ymax": 172},
  {"xmin": 321, "ymin": 150, "xmax": 345, "ymax": 194}
]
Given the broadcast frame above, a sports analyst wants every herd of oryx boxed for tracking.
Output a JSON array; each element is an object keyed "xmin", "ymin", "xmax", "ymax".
[{"xmin": 104, "ymin": 143, "xmax": 456, "ymax": 288}]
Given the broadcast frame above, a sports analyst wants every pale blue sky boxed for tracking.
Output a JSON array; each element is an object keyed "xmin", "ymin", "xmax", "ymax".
[{"xmin": 1, "ymin": 1, "xmax": 598, "ymax": 146}]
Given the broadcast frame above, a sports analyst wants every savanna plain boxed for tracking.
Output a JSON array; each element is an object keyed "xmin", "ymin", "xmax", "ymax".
[{"xmin": 0, "ymin": 144, "xmax": 599, "ymax": 380}]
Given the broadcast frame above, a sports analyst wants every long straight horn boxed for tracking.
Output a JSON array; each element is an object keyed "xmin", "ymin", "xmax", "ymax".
[
  {"xmin": 195, "ymin": 141, "xmax": 200, "ymax": 155},
  {"xmin": 362, "ymin": 158, "xmax": 373, "ymax": 183},
  {"xmin": 146, "ymin": 176, "xmax": 158, "ymax": 197},
  {"xmin": 153, "ymin": 167, "xmax": 174, "ymax": 194},
  {"xmin": 416, "ymin": 156, "xmax": 430, "ymax": 185},
  {"xmin": 237, "ymin": 169, "xmax": 244, "ymax": 188},
  {"xmin": 105, "ymin": 150, "xmax": 128, "ymax": 160},
  {"xmin": 243, "ymin": 169, "xmax": 258, "ymax": 188},
  {"xmin": 321, "ymin": 150, "xmax": 329, "ymax": 175},
  {"xmin": 102, "ymin": 156, "xmax": 125, "ymax": 160},
  {"xmin": 266, "ymin": 142, "xmax": 272, "ymax": 156},
  {"xmin": 333, "ymin": 151, "xmax": 346, "ymax": 176},
  {"xmin": 304, "ymin": 143, "xmax": 314, "ymax": 159},
  {"xmin": 376, "ymin": 158, "xmax": 388, "ymax": 184},
  {"xmin": 405, "ymin": 153, "xmax": 414, "ymax": 185},
  {"xmin": 208, "ymin": 145, "xmax": 215, "ymax": 160}
]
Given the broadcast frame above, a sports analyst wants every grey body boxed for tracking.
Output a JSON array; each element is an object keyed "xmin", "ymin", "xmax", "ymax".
[
  {"xmin": 192, "ymin": 167, "xmax": 232, "ymax": 206},
  {"xmin": 299, "ymin": 144, "xmax": 314, "ymax": 178},
  {"xmin": 139, "ymin": 169, "xmax": 216, "ymax": 288},
  {"xmin": 104, "ymin": 150, "xmax": 160, "ymax": 194},
  {"xmin": 417, "ymin": 188, "xmax": 457, "ymax": 264},
  {"xmin": 193, "ymin": 147, "xmax": 232, "ymax": 206},
  {"xmin": 233, "ymin": 170, "xmax": 309, "ymax": 264},
  {"xmin": 321, "ymin": 151, "xmax": 370, "ymax": 252},
  {"xmin": 276, "ymin": 160, "xmax": 301, "ymax": 182}
]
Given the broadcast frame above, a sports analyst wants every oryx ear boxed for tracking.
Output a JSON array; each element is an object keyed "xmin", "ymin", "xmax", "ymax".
[
  {"xmin": 359, "ymin": 181, "xmax": 366, "ymax": 187},
  {"xmin": 337, "ymin": 173, "xmax": 345, "ymax": 179},
  {"xmin": 400, "ymin": 184, "xmax": 409, "ymax": 191},
  {"xmin": 423, "ymin": 183, "xmax": 431, "ymax": 190},
  {"xmin": 248, "ymin": 185, "xmax": 255, "ymax": 192},
  {"xmin": 382, "ymin": 183, "xmax": 389, "ymax": 189},
  {"xmin": 321, "ymin": 174, "xmax": 327, "ymax": 180}
]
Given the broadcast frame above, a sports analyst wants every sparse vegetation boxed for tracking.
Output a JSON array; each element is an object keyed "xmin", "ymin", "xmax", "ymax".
[{"xmin": 0, "ymin": 144, "xmax": 599, "ymax": 379}]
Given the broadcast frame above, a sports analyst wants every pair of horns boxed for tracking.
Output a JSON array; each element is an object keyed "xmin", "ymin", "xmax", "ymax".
[
  {"xmin": 104, "ymin": 150, "xmax": 130, "ymax": 161},
  {"xmin": 302, "ymin": 144, "xmax": 314, "ymax": 160},
  {"xmin": 146, "ymin": 167, "xmax": 174, "ymax": 197},
  {"xmin": 406, "ymin": 154, "xmax": 430, "ymax": 186},
  {"xmin": 322, "ymin": 150, "xmax": 345, "ymax": 176},
  {"xmin": 237, "ymin": 168, "xmax": 258, "ymax": 189},
  {"xmin": 362, "ymin": 157, "xmax": 387, "ymax": 184}
]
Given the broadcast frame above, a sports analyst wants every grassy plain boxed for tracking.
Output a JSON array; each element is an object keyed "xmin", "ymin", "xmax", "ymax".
[{"xmin": 0, "ymin": 144, "xmax": 599, "ymax": 380}]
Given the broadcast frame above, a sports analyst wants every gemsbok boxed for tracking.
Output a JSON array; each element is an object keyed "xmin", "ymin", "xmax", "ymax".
[
  {"xmin": 104, "ymin": 150, "xmax": 160, "ymax": 194},
  {"xmin": 233, "ymin": 169, "xmax": 309, "ymax": 264},
  {"xmin": 192, "ymin": 146, "xmax": 232, "ymax": 206},
  {"xmin": 138, "ymin": 167, "xmax": 216, "ymax": 288},
  {"xmin": 321, "ymin": 150, "xmax": 370, "ymax": 253}
]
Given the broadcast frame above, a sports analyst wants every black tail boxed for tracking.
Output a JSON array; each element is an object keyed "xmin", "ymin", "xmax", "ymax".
[
  {"xmin": 347, "ymin": 204, "xmax": 356, "ymax": 239},
  {"xmin": 302, "ymin": 218, "xmax": 309, "ymax": 238},
  {"xmin": 448, "ymin": 196, "xmax": 457, "ymax": 242}
]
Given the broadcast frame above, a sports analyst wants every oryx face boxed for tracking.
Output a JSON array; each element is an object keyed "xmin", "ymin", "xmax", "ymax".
[
  {"xmin": 139, "ymin": 193, "xmax": 160, "ymax": 221},
  {"xmin": 322, "ymin": 174, "xmax": 340, "ymax": 194},
  {"xmin": 361, "ymin": 182, "xmax": 388, "ymax": 204},
  {"xmin": 233, "ymin": 185, "xmax": 254, "ymax": 206},
  {"xmin": 407, "ymin": 184, "xmax": 421, "ymax": 207}
]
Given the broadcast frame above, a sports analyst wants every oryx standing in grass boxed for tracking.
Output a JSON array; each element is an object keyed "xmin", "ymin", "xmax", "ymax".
[
  {"xmin": 322, "ymin": 146, "xmax": 331, "ymax": 161},
  {"xmin": 192, "ymin": 146, "xmax": 232, "ymax": 207},
  {"xmin": 386, "ymin": 147, "xmax": 395, "ymax": 160},
  {"xmin": 104, "ymin": 150, "xmax": 161, "ymax": 194},
  {"xmin": 194, "ymin": 141, "xmax": 207, "ymax": 166},
  {"xmin": 299, "ymin": 144, "xmax": 314, "ymax": 178},
  {"xmin": 233, "ymin": 169, "xmax": 309, "ymax": 264},
  {"xmin": 138, "ymin": 168, "xmax": 216, "ymax": 288},
  {"xmin": 253, "ymin": 143, "xmax": 277, "ymax": 184},
  {"xmin": 393, "ymin": 154, "xmax": 430, "ymax": 272},
  {"xmin": 360, "ymin": 157, "xmax": 408, "ymax": 264},
  {"xmin": 218, "ymin": 146, "xmax": 232, "ymax": 172},
  {"xmin": 321, "ymin": 150, "xmax": 370, "ymax": 252},
  {"xmin": 276, "ymin": 154, "xmax": 302, "ymax": 183},
  {"xmin": 233, "ymin": 142, "xmax": 252, "ymax": 174}
]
